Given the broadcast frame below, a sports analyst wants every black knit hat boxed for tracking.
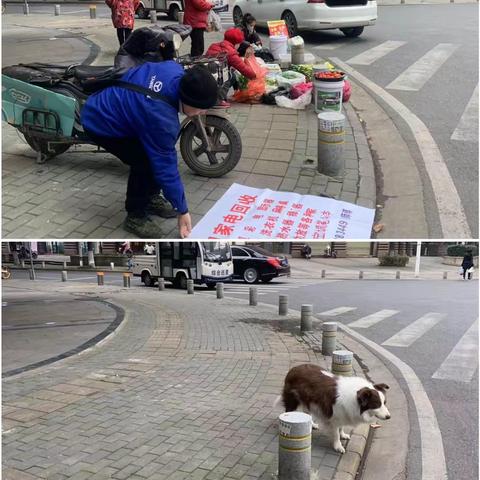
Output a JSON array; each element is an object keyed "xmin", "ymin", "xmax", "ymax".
[{"xmin": 179, "ymin": 65, "xmax": 218, "ymax": 109}]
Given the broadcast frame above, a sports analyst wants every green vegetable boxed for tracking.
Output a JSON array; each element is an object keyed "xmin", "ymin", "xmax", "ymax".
[
  {"xmin": 291, "ymin": 64, "xmax": 313, "ymax": 81},
  {"xmin": 237, "ymin": 75, "xmax": 249, "ymax": 91}
]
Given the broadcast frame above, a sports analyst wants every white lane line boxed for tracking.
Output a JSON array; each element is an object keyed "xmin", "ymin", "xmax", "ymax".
[
  {"xmin": 432, "ymin": 319, "xmax": 479, "ymax": 382},
  {"xmin": 348, "ymin": 309, "xmax": 399, "ymax": 328},
  {"xmin": 339, "ymin": 324, "xmax": 447, "ymax": 480},
  {"xmin": 312, "ymin": 42, "xmax": 349, "ymax": 51},
  {"xmin": 387, "ymin": 43, "xmax": 458, "ymax": 91},
  {"xmin": 347, "ymin": 41, "xmax": 406, "ymax": 66},
  {"xmin": 319, "ymin": 306, "xmax": 357, "ymax": 316},
  {"xmin": 451, "ymin": 84, "xmax": 479, "ymax": 143},
  {"xmin": 332, "ymin": 57, "xmax": 471, "ymax": 238},
  {"xmin": 382, "ymin": 313, "xmax": 445, "ymax": 347}
]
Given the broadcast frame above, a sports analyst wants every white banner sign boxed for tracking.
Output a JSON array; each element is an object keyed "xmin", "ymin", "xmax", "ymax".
[{"xmin": 190, "ymin": 184, "xmax": 375, "ymax": 239}]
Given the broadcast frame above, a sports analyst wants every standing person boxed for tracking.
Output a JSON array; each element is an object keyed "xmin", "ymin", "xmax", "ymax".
[
  {"xmin": 184, "ymin": 0, "xmax": 214, "ymax": 57},
  {"xmin": 241, "ymin": 14, "xmax": 262, "ymax": 46},
  {"xmin": 302, "ymin": 244, "xmax": 312, "ymax": 260},
  {"xmin": 461, "ymin": 249, "xmax": 474, "ymax": 280},
  {"xmin": 81, "ymin": 62, "xmax": 219, "ymax": 238},
  {"xmin": 106, "ymin": 0, "xmax": 140, "ymax": 46}
]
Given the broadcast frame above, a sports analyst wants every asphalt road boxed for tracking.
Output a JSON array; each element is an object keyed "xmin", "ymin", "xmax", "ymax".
[{"xmin": 5, "ymin": 270, "xmax": 479, "ymax": 478}]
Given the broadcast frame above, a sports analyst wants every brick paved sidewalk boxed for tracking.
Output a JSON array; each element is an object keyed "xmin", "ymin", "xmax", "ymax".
[
  {"xmin": 2, "ymin": 15, "xmax": 375, "ymax": 238},
  {"xmin": 3, "ymin": 282, "xmax": 367, "ymax": 480}
]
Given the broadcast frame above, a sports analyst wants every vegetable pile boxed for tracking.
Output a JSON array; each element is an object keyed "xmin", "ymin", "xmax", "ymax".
[
  {"xmin": 314, "ymin": 70, "xmax": 346, "ymax": 81},
  {"xmin": 291, "ymin": 64, "xmax": 313, "ymax": 81}
]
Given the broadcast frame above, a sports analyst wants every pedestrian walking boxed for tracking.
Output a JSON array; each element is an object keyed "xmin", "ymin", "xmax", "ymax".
[
  {"xmin": 106, "ymin": 0, "xmax": 140, "ymax": 46},
  {"xmin": 461, "ymin": 249, "xmax": 475, "ymax": 280},
  {"xmin": 184, "ymin": 0, "xmax": 214, "ymax": 57}
]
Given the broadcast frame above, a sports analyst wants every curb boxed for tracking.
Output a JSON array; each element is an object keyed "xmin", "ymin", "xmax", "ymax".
[
  {"xmin": 6, "ymin": 264, "xmax": 129, "ymax": 273},
  {"xmin": 333, "ymin": 424, "xmax": 370, "ymax": 480}
]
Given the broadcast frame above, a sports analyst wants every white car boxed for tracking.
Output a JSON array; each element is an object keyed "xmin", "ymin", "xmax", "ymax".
[{"xmin": 232, "ymin": 0, "xmax": 377, "ymax": 38}]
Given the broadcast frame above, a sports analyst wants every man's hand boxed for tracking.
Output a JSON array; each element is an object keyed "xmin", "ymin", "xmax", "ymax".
[{"xmin": 178, "ymin": 213, "xmax": 192, "ymax": 238}]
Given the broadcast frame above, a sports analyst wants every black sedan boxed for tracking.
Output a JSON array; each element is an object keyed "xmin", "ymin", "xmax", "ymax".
[{"xmin": 231, "ymin": 245, "xmax": 291, "ymax": 283}]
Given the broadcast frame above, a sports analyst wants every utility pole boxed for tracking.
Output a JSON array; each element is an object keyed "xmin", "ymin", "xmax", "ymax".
[
  {"xmin": 155, "ymin": 242, "xmax": 161, "ymax": 278},
  {"xmin": 414, "ymin": 241, "xmax": 422, "ymax": 278}
]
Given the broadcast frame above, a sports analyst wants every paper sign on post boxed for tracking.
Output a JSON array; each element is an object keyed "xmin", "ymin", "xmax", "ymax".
[
  {"xmin": 190, "ymin": 184, "xmax": 375, "ymax": 239},
  {"xmin": 267, "ymin": 20, "xmax": 289, "ymax": 37}
]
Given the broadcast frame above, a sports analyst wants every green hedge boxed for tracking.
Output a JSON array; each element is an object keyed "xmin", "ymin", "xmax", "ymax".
[
  {"xmin": 446, "ymin": 245, "xmax": 478, "ymax": 257},
  {"xmin": 378, "ymin": 255, "xmax": 409, "ymax": 267}
]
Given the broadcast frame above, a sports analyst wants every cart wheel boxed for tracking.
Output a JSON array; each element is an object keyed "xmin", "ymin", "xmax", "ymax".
[{"xmin": 180, "ymin": 115, "xmax": 242, "ymax": 177}]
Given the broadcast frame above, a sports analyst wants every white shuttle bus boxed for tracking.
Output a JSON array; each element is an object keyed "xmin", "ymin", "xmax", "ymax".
[{"xmin": 132, "ymin": 241, "xmax": 233, "ymax": 289}]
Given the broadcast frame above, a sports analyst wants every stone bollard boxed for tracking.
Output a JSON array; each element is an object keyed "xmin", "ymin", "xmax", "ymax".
[
  {"xmin": 21, "ymin": 260, "xmax": 25, "ymax": 268},
  {"xmin": 54, "ymin": 4, "xmax": 60, "ymax": 16},
  {"xmin": 332, "ymin": 350, "xmax": 353, "ymax": 376},
  {"xmin": 396, "ymin": 271, "xmax": 401, "ymax": 280},
  {"xmin": 42, "ymin": 261, "xmax": 46, "ymax": 269},
  {"xmin": 216, "ymin": 282, "xmax": 224, "ymax": 299},
  {"xmin": 300, "ymin": 305, "xmax": 313, "ymax": 332},
  {"xmin": 79, "ymin": 259, "xmax": 83, "ymax": 267},
  {"xmin": 278, "ymin": 411, "xmax": 312, "ymax": 480},
  {"xmin": 123, "ymin": 273, "xmax": 130, "ymax": 288},
  {"xmin": 317, "ymin": 112, "xmax": 345, "ymax": 177},
  {"xmin": 187, "ymin": 279, "xmax": 194, "ymax": 294},
  {"xmin": 150, "ymin": 10, "xmax": 157, "ymax": 23},
  {"xmin": 63, "ymin": 261, "xmax": 67, "ymax": 269},
  {"xmin": 279, "ymin": 295, "xmax": 288, "ymax": 316},
  {"xmin": 322, "ymin": 322, "xmax": 337, "ymax": 356},
  {"xmin": 177, "ymin": 11, "xmax": 184, "ymax": 23},
  {"xmin": 97, "ymin": 272, "xmax": 104, "ymax": 286},
  {"xmin": 249, "ymin": 287, "xmax": 258, "ymax": 306},
  {"xmin": 110, "ymin": 262, "xmax": 115, "ymax": 271},
  {"xmin": 359, "ymin": 271, "xmax": 364, "ymax": 279},
  {"xmin": 443, "ymin": 271, "xmax": 448, "ymax": 280},
  {"xmin": 61, "ymin": 270, "xmax": 68, "ymax": 282},
  {"xmin": 29, "ymin": 269, "xmax": 36, "ymax": 281},
  {"xmin": 89, "ymin": 5, "xmax": 96, "ymax": 19},
  {"xmin": 158, "ymin": 277, "xmax": 165, "ymax": 291},
  {"xmin": 321, "ymin": 269, "xmax": 326, "ymax": 279}
]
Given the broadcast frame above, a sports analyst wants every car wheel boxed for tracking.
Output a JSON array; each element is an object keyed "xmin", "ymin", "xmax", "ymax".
[
  {"xmin": 282, "ymin": 11, "xmax": 298, "ymax": 37},
  {"xmin": 142, "ymin": 272, "xmax": 154, "ymax": 287},
  {"xmin": 173, "ymin": 273, "xmax": 188, "ymax": 289},
  {"xmin": 233, "ymin": 6, "xmax": 243, "ymax": 26},
  {"xmin": 340, "ymin": 26, "xmax": 364, "ymax": 38},
  {"xmin": 243, "ymin": 268, "xmax": 259, "ymax": 284}
]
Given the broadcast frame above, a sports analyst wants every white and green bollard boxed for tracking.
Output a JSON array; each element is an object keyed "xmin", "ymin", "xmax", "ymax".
[
  {"xmin": 158, "ymin": 277, "xmax": 165, "ymax": 291},
  {"xmin": 279, "ymin": 295, "xmax": 288, "ymax": 316},
  {"xmin": 332, "ymin": 350, "xmax": 353, "ymax": 376},
  {"xmin": 278, "ymin": 411, "xmax": 312, "ymax": 480},
  {"xmin": 359, "ymin": 271, "xmax": 364, "ymax": 280},
  {"xmin": 187, "ymin": 279, "xmax": 194, "ymax": 294},
  {"xmin": 443, "ymin": 271, "xmax": 448, "ymax": 280},
  {"xmin": 396, "ymin": 271, "xmax": 401, "ymax": 280},
  {"xmin": 249, "ymin": 287, "xmax": 258, "ymax": 306},
  {"xmin": 300, "ymin": 305, "xmax": 313, "ymax": 332},
  {"xmin": 54, "ymin": 4, "xmax": 60, "ymax": 15},
  {"xmin": 216, "ymin": 282, "xmax": 224, "ymax": 299},
  {"xmin": 322, "ymin": 322, "xmax": 337, "ymax": 356},
  {"xmin": 321, "ymin": 269, "xmax": 326, "ymax": 279},
  {"xmin": 61, "ymin": 270, "xmax": 68, "ymax": 282},
  {"xmin": 97, "ymin": 272, "xmax": 104, "ymax": 286},
  {"xmin": 89, "ymin": 4, "xmax": 96, "ymax": 18},
  {"xmin": 150, "ymin": 10, "xmax": 157, "ymax": 22}
]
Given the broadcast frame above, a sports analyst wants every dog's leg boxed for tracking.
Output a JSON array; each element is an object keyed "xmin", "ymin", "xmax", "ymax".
[
  {"xmin": 331, "ymin": 425, "xmax": 345, "ymax": 454},
  {"xmin": 339, "ymin": 427, "xmax": 351, "ymax": 440}
]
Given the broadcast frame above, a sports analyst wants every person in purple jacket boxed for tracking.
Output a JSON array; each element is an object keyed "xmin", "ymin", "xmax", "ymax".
[{"xmin": 81, "ymin": 62, "xmax": 218, "ymax": 238}]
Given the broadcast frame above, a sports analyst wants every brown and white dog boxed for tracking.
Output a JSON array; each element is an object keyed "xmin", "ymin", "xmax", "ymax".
[{"xmin": 276, "ymin": 364, "xmax": 391, "ymax": 453}]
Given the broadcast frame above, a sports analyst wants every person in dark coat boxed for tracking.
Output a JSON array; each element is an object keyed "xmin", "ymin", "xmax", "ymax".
[
  {"xmin": 241, "ymin": 14, "xmax": 262, "ymax": 46},
  {"xmin": 184, "ymin": 0, "xmax": 214, "ymax": 57},
  {"xmin": 461, "ymin": 250, "xmax": 474, "ymax": 280}
]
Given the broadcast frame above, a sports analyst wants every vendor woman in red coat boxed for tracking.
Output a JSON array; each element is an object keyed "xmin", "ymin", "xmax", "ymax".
[
  {"xmin": 106, "ymin": 0, "xmax": 140, "ymax": 46},
  {"xmin": 184, "ymin": 0, "xmax": 214, "ymax": 57}
]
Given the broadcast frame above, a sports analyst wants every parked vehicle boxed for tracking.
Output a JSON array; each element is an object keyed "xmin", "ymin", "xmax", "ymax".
[
  {"xmin": 231, "ymin": 245, "xmax": 290, "ymax": 283},
  {"xmin": 136, "ymin": 0, "xmax": 229, "ymax": 20},
  {"xmin": 2, "ymin": 25, "xmax": 241, "ymax": 178},
  {"xmin": 132, "ymin": 241, "xmax": 233, "ymax": 288},
  {"xmin": 232, "ymin": 0, "xmax": 377, "ymax": 37}
]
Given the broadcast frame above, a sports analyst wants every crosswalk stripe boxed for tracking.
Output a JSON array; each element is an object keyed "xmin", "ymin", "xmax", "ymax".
[
  {"xmin": 347, "ymin": 41, "xmax": 406, "ymax": 66},
  {"xmin": 319, "ymin": 307, "xmax": 357, "ymax": 316},
  {"xmin": 382, "ymin": 312, "xmax": 445, "ymax": 347},
  {"xmin": 387, "ymin": 43, "xmax": 458, "ymax": 91},
  {"xmin": 312, "ymin": 42, "xmax": 349, "ymax": 51},
  {"xmin": 451, "ymin": 84, "xmax": 479, "ymax": 142},
  {"xmin": 348, "ymin": 309, "xmax": 399, "ymax": 328},
  {"xmin": 432, "ymin": 320, "xmax": 478, "ymax": 382}
]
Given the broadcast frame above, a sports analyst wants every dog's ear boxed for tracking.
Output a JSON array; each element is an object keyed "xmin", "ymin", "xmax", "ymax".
[
  {"xmin": 357, "ymin": 387, "xmax": 372, "ymax": 408},
  {"xmin": 374, "ymin": 383, "xmax": 389, "ymax": 393}
]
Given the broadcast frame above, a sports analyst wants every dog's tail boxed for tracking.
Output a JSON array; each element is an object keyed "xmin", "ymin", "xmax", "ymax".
[{"xmin": 272, "ymin": 395, "xmax": 283, "ymax": 409}]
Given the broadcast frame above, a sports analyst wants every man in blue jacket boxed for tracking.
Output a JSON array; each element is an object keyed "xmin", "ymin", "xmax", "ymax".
[{"xmin": 81, "ymin": 62, "xmax": 218, "ymax": 238}]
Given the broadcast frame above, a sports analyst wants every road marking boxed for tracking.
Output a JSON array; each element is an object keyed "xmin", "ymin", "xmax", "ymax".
[
  {"xmin": 347, "ymin": 41, "xmax": 406, "ymax": 65},
  {"xmin": 331, "ymin": 57, "xmax": 471, "ymax": 238},
  {"xmin": 382, "ymin": 313, "xmax": 445, "ymax": 347},
  {"xmin": 432, "ymin": 319, "xmax": 479, "ymax": 382},
  {"xmin": 387, "ymin": 43, "xmax": 458, "ymax": 91},
  {"xmin": 451, "ymin": 84, "xmax": 479, "ymax": 142},
  {"xmin": 312, "ymin": 41, "xmax": 349, "ymax": 51},
  {"xmin": 348, "ymin": 309, "xmax": 399, "ymax": 328},
  {"xmin": 338, "ymin": 324, "xmax": 447, "ymax": 480},
  {"xmin": 319, "ymin": 306, "xmax": 357, "ymax": 316}
]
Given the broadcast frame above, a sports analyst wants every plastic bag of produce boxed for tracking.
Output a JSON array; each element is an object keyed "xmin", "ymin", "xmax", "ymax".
[
  {"xmin": 290, "ymin": 82, "xmax": 313, "ymax": 99},
  {"xmin": 343, "ymin": 79, "xmax": 352, "ymax": 103},
  {"xmin": 232, "ymin": 56, "xmax": 268, "ymax": 104},
  {"xmin": 276, "ymin": 71, "xmax": 306, "ymax": 89},
  {"xmin": 275, "ymin": 90, "xmax": 312, "ymax": 110}
]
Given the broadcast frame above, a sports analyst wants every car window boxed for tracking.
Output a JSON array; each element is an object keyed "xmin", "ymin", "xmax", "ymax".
[
  {"xmin": 249, "ymin": 246, "xmax": 274, "ymax": 257},
  {"xmin": 232, "ymin": 247, "xmax": 250, "ymax": 257}
]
